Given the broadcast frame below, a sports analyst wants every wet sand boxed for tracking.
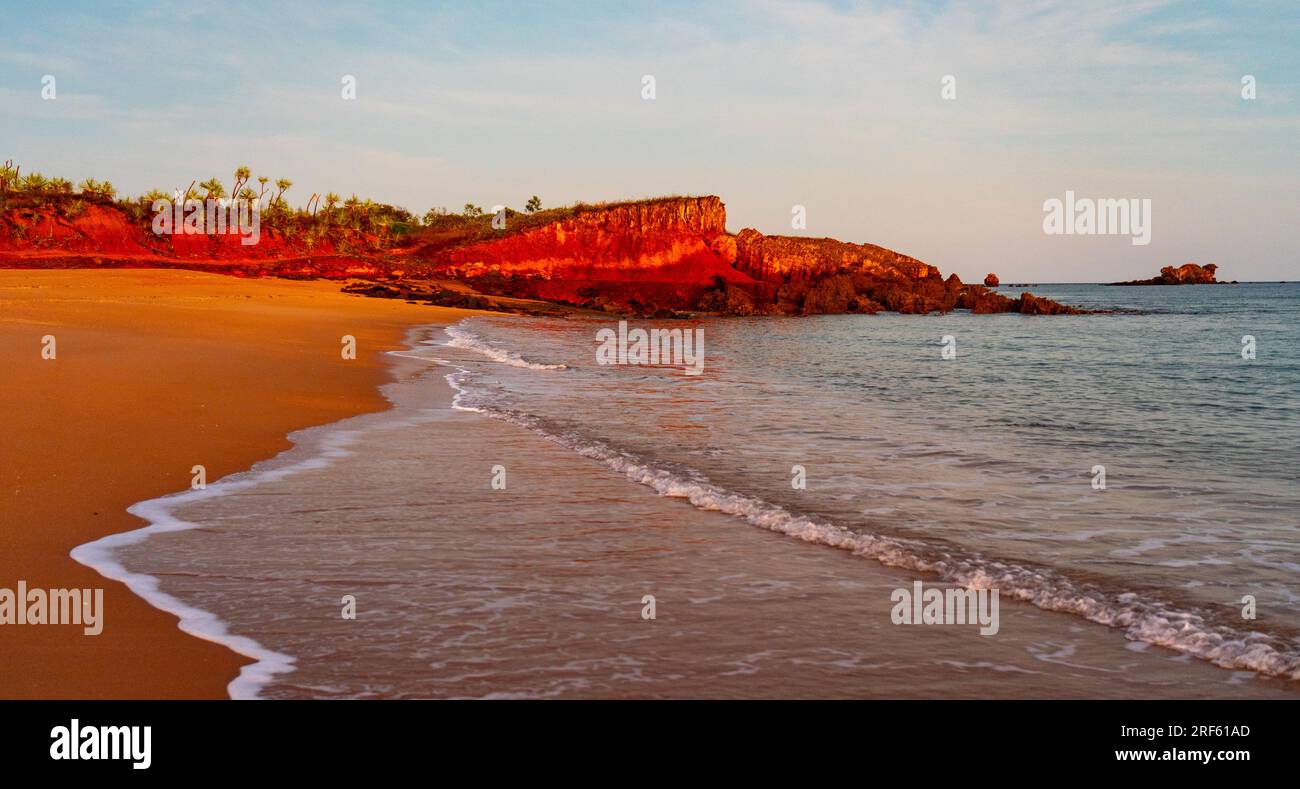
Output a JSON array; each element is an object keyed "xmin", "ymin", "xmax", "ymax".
[{"xmin": 0, "ymin": 270, "xmax": 467, "ymax": 698}]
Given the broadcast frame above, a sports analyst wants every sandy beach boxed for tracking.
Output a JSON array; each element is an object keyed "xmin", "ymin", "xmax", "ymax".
[{"xmin": 0, "ymin": 270, "xmax": 467, "ymax": 698}]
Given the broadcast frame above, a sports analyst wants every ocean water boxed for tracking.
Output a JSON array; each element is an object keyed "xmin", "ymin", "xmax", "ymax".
[{"xmin": 88, "ymin": 283, "xmax": 1300, "ymax": 698}]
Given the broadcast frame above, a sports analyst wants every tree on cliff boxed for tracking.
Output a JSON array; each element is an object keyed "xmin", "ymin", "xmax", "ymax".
[
  {"xmin": 77, "ymin": 178, "xmax": 115, "ymax": 199},
  {"xmin": 200, "ymin": 178, "xmax": 226, "ymax": 200},
  {"xmin": 231, "ymin": 166, "xmax": 251, "ymax": 198},
  {"xmin": 273, "ymin": 178, "xmax": 292, "ymax": 205},
  {"xmin": 525, "ymin": 195, "xmax": 542, "ymax": 213},
  {"xmin": 0, "ymin": 160, "xmax": 17, "ymax": 192},
  {"xmin": 463, "ymin": 203, "xmax": 484, "ymax": 218}
]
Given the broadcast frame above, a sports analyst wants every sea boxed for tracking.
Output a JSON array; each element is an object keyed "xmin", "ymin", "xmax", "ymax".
[{"xmin": 75, "ymin": 283, "xmax": 1300, "ymax": 698}]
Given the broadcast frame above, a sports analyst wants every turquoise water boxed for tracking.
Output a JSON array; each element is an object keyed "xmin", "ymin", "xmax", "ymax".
[{"xmin": 450, "ymin": 283, "xmax": 1300, "ymax": 678}]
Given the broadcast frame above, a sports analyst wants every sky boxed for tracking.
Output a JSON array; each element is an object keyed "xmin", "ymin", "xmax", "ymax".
[{"xmin": 2, "ymin": 0, "xmax": 1297, "ymax": 282}]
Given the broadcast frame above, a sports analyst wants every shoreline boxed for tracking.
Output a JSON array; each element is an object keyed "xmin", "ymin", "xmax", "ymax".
[
  {"xmin": 0, "ymin": 270, "xmax": 473, "ymax": 698},
  {"xmin": 72, "ymin": 325, "xmax": 450, "ymax": 698}
]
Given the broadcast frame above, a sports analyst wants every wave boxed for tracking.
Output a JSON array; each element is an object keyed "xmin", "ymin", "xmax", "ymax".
[
  {"xmin": 440, "ymin": 333, "xmax": 1300, "ymax": 681},
  {"xmin": 445, "ymin": 323, "xmax": 567, "ymax": 370},
  {"xmin": 67, "ymin": 436, "xmax": 365, "ymax": 698},
  {"xmin": 69, "ymin": 327, "xmax": 444, "ymax": 699}
]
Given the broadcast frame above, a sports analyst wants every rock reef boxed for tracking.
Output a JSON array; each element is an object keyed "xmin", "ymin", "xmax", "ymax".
[{"xmin": 1108, "ymin": 263, "xmax": 1223, "ymax": 286}]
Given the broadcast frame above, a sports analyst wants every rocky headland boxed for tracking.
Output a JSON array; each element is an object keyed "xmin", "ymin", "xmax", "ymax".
[{"xmin": 1, "ymin": 184, "xmax": 1086, "ymax": 316}]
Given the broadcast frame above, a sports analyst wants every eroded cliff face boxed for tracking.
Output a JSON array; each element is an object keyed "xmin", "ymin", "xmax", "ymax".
[
  {"xmin": 0, "ymin": 201, "xmax": 389, "ymax": 278},
  {"xmin": 440, "ymin": 197, "xmax": 730, "ymax": 275},
  {"xmin": 412, "ymin": 197, "xmax": 751, "ymax": 313},
  {"xmin": 1, "ymin": 203, "xmax": 156, "ymax": 256}
]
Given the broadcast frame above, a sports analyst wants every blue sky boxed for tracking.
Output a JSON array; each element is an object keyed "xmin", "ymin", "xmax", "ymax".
[{"xmin": 2, "ymin": 0, "xmax": 1297, "ymax": 281}]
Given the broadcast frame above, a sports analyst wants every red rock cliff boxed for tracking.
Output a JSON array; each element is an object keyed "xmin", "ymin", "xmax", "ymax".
[
  {"xmin": 0, "ymin": 199, "xmax": 388, "ymax": 278},
  {"xmin": 411, "ymin": 196, "xmax": 751, "ymax": 311}
]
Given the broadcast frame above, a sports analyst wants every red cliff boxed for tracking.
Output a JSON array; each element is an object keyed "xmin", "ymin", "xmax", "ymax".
[
  {"xmin": 406, "ymin": 197, "xmax": 750, "ymax": 312},
  {"xmin": 0, "ymin": 196, "xmax": 391, "ymax": 278}
]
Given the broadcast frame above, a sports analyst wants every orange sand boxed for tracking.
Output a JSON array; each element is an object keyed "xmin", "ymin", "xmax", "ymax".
[{"xmin": 0, "ymin": 270, "xmax": 468, "ymax": 698}]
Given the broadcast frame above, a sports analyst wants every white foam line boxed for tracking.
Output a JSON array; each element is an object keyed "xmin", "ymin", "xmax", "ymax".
[
  {"xmin": 70, "ymin": 325, "xmax": 450, "ymax": 699},
  {"xmin": 444, "ymin": 322, "xmax": 567, "ymax": 370},
  {"xmin": 488, "ymin": 401, "xmax": 1300, "ymax": 679},
  {"xmin": 70, "ymin": 429, "xmax": 368, "ymax": 698}
]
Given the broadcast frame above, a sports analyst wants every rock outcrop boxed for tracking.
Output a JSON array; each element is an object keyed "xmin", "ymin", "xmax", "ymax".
[
  {"xmin": 984, "ymin": 272, "xmax": 999, "ymax": 287},
  {"xmin": 731, "ymin": 228, "xmax": 938, "ymax": 283},
  {"xmin": 1109, "ymin": 263, "xmax": 1221, "ymax": 286},
  {"xmin": 714, "ymin": 230, "xmax": 1080, "ymax": 315}
]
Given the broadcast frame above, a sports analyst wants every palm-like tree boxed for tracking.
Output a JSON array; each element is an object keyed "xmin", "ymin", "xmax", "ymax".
[
  {"xmin": 341, "ymin": 195, "xmax": 361, "ymax": 229},
  {"xmin": 274, "ymin": 178, "xmax": 292, "ymax": 205},
  {"xmin": 231, "ymin": 166, "xmax": 251, "ymax": 198},
  {"xmin": 0, "ymin": 160, "xmax": 18, "ymax": 192},
  {"xmin": 22, "ymin": 173, "xmax": 50, "ymax": 192},
  {"xmin": 200, "ymin": 178, "xmax": 226, "ymax": 200}
]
